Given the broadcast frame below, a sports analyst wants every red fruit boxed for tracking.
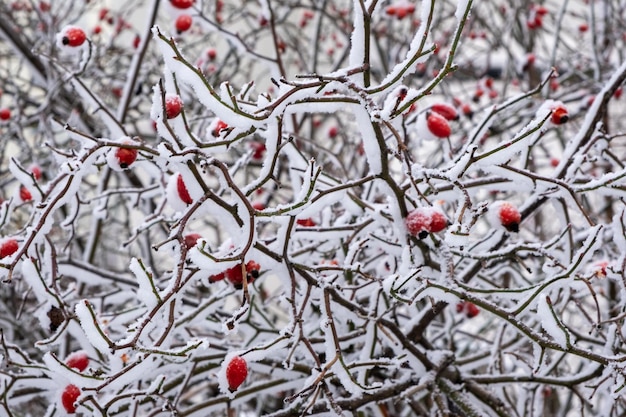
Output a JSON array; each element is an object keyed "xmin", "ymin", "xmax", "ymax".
[
  {"xmin": 406, "ymin": 208, "xmax": 429, "ymax": 238},
  {"xmin": 429, "ymin": 209, "xmax": 448, "ymax": 233},
  {"xmin": 534, "ymin": 5, "xmax": 549, "ymax": 16},
  {"xmin": 578, "ymin": 23, "xmax": 589, "ymax": 33},
  {"xmin": 594, "ymin": 260, "xmax": 609, "ymax": 278},
  {"xmin": 133, "ymin": 35, "xmax": 141, "ymax": 49},
  {"xmin": 250, "ymin": 142, "xmax": 266, "ymax": 160},
  {"xmin": 0, "ymin": 239, "xmax": 18, "ymax": 259},
  {"xmin": 328, "ymin": 126, "xmax": 338, "ymax": 138},
  {"xmin": 165, "ymin": 94, "xmax": 183, "ymax": 119},
  {"xmin": 209, "ymin": 271, "xmax": 226, "ymax": 282},
  {"xmin": 184, "ymin": 233, "xmax": 201, "ymax": 248},
  {"xmin": 495, "ymin": 202, "xmax": 521, "ymax": 232},
  {"xmin": 62, "ymin": 27, "xmax": 87, "ymax": 47},
  {"xmin": 99, "ymin": 8, "xmax": 109, "ymax": 20},
  {"xmin": 461, "ymin": 103, "xmax": 473, "ymax": 118},
  {"xmin": 19, "ymin": 186, "xmax": 32, "ymax": 202},
  {"xmin": 61, "ymin": 384, "xmax": 81, "ymax": 414},
  {"xmin": 465, "ymin": 302, "xmax": 480, "ymax": 318},
  {"xmin": 175, "ymin": 14, "xmax": 193, "ymax": 33},
  {"xmin": 549, "ymin": 78, "xmax": 559, "ymax": 92},
  {"xmin": 550, "ymin": 104, "xmax": 569, "ymax": 125},
  {"xmin": 296, "ymin": 218, "xmax": 316, "ymax": 227},
  {"xmin": 226, "ymin": 356, "xmax": 248, "ymax": 391},
  {"xmin": 456, "ymin": 301, "xmax": 479, "ymax": 318},
  {"xmin": 115, "ymin": 146, "xmax": 138, "ymax": 169},
  {"xmin": 385, "ymin": 6, "xmax": 397, "ymax": 16},
  {"xmin": 65, "ymin": 352, "xmax": 89, "ymax": 372},
  {"xmin": 252, "ymin": 201, "xmax": 265, "ymax": 210},
  {"xmin": 395, "ymin": 6, "xmax": 413, "ymax": 20},
  {"xmin": 207, "ymin": 48, "xmax": 217, "ymax": 60},
  {"xmin": 406, "ymin": 207, "xmax": 448, "ymax": 238},
  {"xmin": 426, "ymin": 112, "xmax": 451, "ymax": 138},
  {"xmin": 170, "ymin": 0, "xmax": 194, "ymax": 8},
  {"xmin": 0, "ymin": 108, "xmax": 11, "ymax": 121},
  {"xmin": 211, "ymin": 119, "xmax": 228, "ymax": 137},
  {"xmin": 176, "ymin": 174, "xmax": 193, "ymax": 205},
  {"xmin": 39, "ymin": 1, "xmax": 50, "ymax": 12},
  {"xmin": 30, "ymin": 166, "xmax": 42, "ymax": 180},
  {"xmin": 431, "ymin": 103, "xmax": 458, "ymax": 121},
  {"xmin": 224, "ymin": 261, "xmax": 260, "ymax": 288}
]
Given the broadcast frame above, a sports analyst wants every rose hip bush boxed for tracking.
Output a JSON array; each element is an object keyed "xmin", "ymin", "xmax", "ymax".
[{"xmin": 0, "ymin": 0, "xmax": 625, "ymax": 416}]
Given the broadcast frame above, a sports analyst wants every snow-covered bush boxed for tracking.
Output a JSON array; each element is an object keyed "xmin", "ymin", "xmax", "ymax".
[{"xmin": 0, "ymin": 0, "xmax": 625, "ymax": 415}]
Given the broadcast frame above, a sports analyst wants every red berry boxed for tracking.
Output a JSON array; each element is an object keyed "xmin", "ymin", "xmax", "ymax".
[
  {"xmin": 207, "ymin": 48, "xmax": 217, "ymax": 60},
  {"xmin": 99, "ymin": 8, "xmax": 109, "ymax": 20},
  {"xmin": 175, "ymin": 14, "xmax": 193, "ymax": 33},
  {"xmin": 115, "ymin": 146, "xmax": 138, "ymax": 169},
  {"xmin": 461, "ymin": 103, "xmax": 473, "ymax": 118},
  {"xmin": 165, "ymin": 94, "xmax": 183, "ymax": 119},
  {"xmin": 226, "ymin": 356, "xmax": 248, "ymax": 391},
  {"xmin": 29, "ymin": 165, "xmax": 42, "ymax": 180},
  {"xmin": 296, "ymin": 218, "xmax": 316, "ymax": 227},
  {"xmin": 19, "ymin": 186, "xmax": 32, "ymax": 202},
  {"xmin": 0, "ymin": 108, "xmax": 11, "ymax": 121},
  {"xmin": 494, "ymin": 201, "xmax": 521, "ymax": 232},
  {"xmin": 406, "ymin": 207, "xmax": 448, "ymax": 238},
  {"xmin": 61, "ymin": 384, "xmax": 81, "ymax": 414},
  {"xmin": 465, "ymin": 302, "xmax": 480, "ymax": 318},
  {"xmin": 578, "ymin": 23, "xmax": 589, "ymax": 33},
  {"xmin": 65, "ymin": 352, "xmax": 89, "ymax": 372},
  {"xmin": 209, "ymin": 271, "xmax": 226, "ymax": 282},
  {"xmin": 328, "ymin": 126, "xmax": 339, "ymax": 138},
  {"xmin": 170, "ymin": 0, "xmax": 194, "ymax": 8},
  {"xmin": 211, "ymin": 119, "xmax": 228, "ymax": 136},
  {"xmin": 550, "ymin": 104, "xmax": 569, "ymax": 125},
  {"xmin": 61, "ymin": 27, "xmax": 87, "ymax": 47},
  {"xmin": 594, "ymin": 260, "xmax": 609, "ymax": 278},
  {"xmin": 224, "ymin": 261, "xmax": 260, "ymax": 288},
  {"xmin": 426, "ymin": 112, "xmax": 451, "ymax": 138},
  {"xmin": 184, "ymin": 233, "xmax": 201, "ymax": 248},
  {"xmin": 250, "ymin": 141, "xmax": 266, "ymax": 160},
  {"xmin": 395, "ymin": 6, "xmax": 413, "ymax": 20},
  {"xmin": 252, "ymin": 201, "xmax": 265, "ymax": 210},
  {"xmin": 430, "ymin": 103, "xmax": 459, "ymax": 121},
  {"xmin": 0, "ymin": 239, "xmax": 18, "ymax": 259},
  {"xmin": 176, "ymin": 173, "xmax": 193, "ymax": 205},
  {"xmin": 429, "ymin": 209, "xmax": 448, "ymax": 233},
  {"xmin": 406, "ymin": 208, "xmax": 430, "ymax": 238}
]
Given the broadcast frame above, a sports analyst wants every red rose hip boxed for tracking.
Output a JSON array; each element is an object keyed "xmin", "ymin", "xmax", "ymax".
[
  {"xmin": 165, "ymin": 94, "xmax": 183, "ymax": 119},
  {"xmin": 175, "ymin": 14, "xmax": 193, "ymax": 33},
  {"xmin": 61, "ymin": 384, "xmax": 81, "ymax": 413},
  {"xmin": 226, "ymin": 355, "xmax": 248, "ymax": 391},
  {"xmin": 426, "ymin": 112, "xmax": 451, "ymax": 138},
  {"xmin": 176, "ymin": 173, "xmax": 193, "ymax": 205},
  {"xmin": 61, "ymin": 27, "xmax": 87, "ymax": 47},
  {"xmin": 0, "ymin": 239, "xmax": 18, "ymax": 259},
  {"xmin": 65, "ymin": 351, "xmax": 89, "ymax": 372}
]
